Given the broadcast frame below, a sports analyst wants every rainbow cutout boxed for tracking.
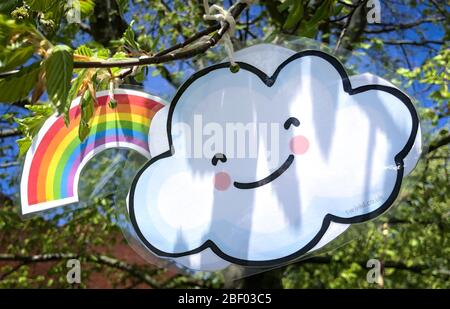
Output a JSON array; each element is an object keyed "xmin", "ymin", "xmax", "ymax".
[{"xmin": 20, "ymin": 89, "xmax": 166, "ymax": 215}]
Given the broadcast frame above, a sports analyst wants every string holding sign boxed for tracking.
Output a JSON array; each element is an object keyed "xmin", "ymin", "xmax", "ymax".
[{"xmin": 203, "ymin": 0, "xmax": 258, "ymax": 71}]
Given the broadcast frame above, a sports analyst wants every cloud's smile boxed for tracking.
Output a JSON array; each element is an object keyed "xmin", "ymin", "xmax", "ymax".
[{"xmin": 233, "ymin": 154, "xmax": 294, "ymax": 189}]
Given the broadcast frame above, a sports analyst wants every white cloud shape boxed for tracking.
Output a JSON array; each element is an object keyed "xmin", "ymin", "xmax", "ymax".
[{"xmin": 128, "ymin": 49, "xmax": 420, "ymax": 266}]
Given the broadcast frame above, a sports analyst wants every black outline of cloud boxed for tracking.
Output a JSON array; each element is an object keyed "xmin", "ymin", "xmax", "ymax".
[{"xmin": 128, "ymin": 50, "xmax": 420, "ymax": 267}]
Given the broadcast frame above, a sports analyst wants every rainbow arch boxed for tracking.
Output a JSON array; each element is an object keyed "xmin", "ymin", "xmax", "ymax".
[{"xmin": 20, "ymin": 89, "xmax": 166, "ymax": 215}]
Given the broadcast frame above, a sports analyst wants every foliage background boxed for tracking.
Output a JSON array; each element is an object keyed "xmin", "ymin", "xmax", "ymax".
[{"xmin": 0, "ymin": 0, "xmax": 449, "ymax": 288}]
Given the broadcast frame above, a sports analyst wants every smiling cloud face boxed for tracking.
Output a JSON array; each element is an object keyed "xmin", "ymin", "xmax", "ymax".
[{"xmin": 128, "ymin": 50, "xmax": 419, "ymax": 266}]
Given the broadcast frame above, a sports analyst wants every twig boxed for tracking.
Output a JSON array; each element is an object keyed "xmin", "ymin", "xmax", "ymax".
[
  {"xmin": 0, "ymin": 162, "xmax": 20, "ymax": 169},
  {"xmin": 0, "ymin": 128, "xmax": 20, "ymax": 138},
  {"xmin": 399, "ymin": 44, "xmax": 418, "ymax": 93},
  {"xmin": 0, "ymin": 70, "xmax": 19, "ymax": 78},
  {"xmin": 429, "ymin": 0, "xmax": 449, "ymax": 17}
]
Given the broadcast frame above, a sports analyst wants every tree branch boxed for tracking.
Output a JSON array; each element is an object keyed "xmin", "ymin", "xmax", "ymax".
[
  {"xmin": 73, "ymin": 2, "xmax": 247, "ymax": 69},
  {"xmin": 0, "ymin": 262, "xmax": 27, "ymax": 281},
  {"xmin": 0, "ymin": 3, "xmax": 249, "ymax": 78},
  {"xmin": 382, "ymin": 40, "xmax": 444, "ymax": 46},
  {"xmin": 0, "ymin": 162, "xmax": 19, "ymax": 169},
  {"xmin": 296, "ymin": 256, "xmax": 442, "ymax": 275},
  {"xmin": 426, "ymin": 134, "xmax": 450, "ymax": 155},
  {"xmin": 364, "ymin": 17, "xmax": 445, "ymax": 34},
  {"xmin": 0, "ymin": 253, "xmax": 162, "ymax": 288}
]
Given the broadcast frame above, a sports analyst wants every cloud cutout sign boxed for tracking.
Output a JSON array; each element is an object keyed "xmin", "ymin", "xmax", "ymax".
[{"xmin": 128, "ymin": 47, "xmax": 420, "ymax": 267}]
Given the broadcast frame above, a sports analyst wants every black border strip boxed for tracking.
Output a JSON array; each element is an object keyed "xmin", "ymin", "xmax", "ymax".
[{"xmin": 128, "ymin": 50, "xmax": 420, "ymax": 267}]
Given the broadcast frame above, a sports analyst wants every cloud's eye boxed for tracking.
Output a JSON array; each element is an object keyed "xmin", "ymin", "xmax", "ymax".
[
  {"xmin": 284, "ymin": 117, "xmax": 300, "ymax": 130},
  {"xmin": 212, "ymin": 153, "xmax": 228, "ymax": 166}
]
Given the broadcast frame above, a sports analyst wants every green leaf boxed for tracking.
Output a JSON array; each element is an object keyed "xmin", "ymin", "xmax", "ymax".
[
  {"xmin": 0, "ymin": 15, "xmax": 35, "ymax": 46},
  {"xmin": 122, "ymin": 20, "xmax": 140, "ymax": 51},
  {"xmin": 283, "ymin": 1, "xmax": 303, "ymax": 30},
  {"xmin": 278, "ymin": 0, "xmax": 296, "ymax": 12},
  {"xmin": 78, "ymin": 89, "xmax": 95, "ymax": 141},
  {"xmin": 0, "ymin": 44, "xmax": 35, "ymax": 73},
  {"xmin": 0, "ymin": 0, "xmax": 21, "ymax": 14},
  {"xmin": 26, "ymin": 103, "xmax": 54, "ymax": 116},
  {"xmin": 308, "ymin": 0, "xmax": 332, "ymax": 25},
  {"xmin": 334, "ymin": 4, "xmax": 344, "ymax": 15},
  {"xmin": 115, "ymin": 0, "xmax": 128, "ymax": 16},
  {"xmin": 15, "ymin": 104, "xmax": 53, "ymax": 137},
  {"xmin": 16, "ymin": 136, "xmax": 32, "ymax": 157},
  {"xmin": 45, "ymin": 45, "xmax": 74, "ymax": 114},
  {"xmin": 0, "ymin": 62, "xmax": 40, "ymax": 103},
  {"xmin": 79, "ymin": 0, "xmax": 95, "ymax": 15},
  {"xmin": 16, "ymin": 105, "xmax": 53, "ymax": 126},
  {"xmin": 25, "ymin": 0, "xmax": 56, "ymax": 12},
  {"xmin": 300, "ymin": 22, "xmax": 318, "ymax": 38},
  {"xmin": 151, "ymin": 69, "xmax": 160, "ymax": 77},
  {"xmin": 68, "ymin": 69, "xmax": 87, "ymax": 102},
  {"xmin": 75, "ymin": 45, "xmax": 93, "ymax": 57},
  {"xmin": 111, "ymin": 51, "xmax": 128, "ymax": 59},
  {"xmin": 110, "ymin": 52, "xmax": 129, "ymax": 76},
  {"xmin": 14, "ymin": 103, "xmax": 54, "ymax": 156},
  {"xmin": 137, "ymin": 34, "xmax": 154, "ymax": 52},
  {"xmin": 134, "ymin": 66, "xmax": 148, "ymax": 83},
  {"xmin": 359, "ymin": 42, "xmax": 372, "ymax": 50},
  {"xmin": 95, "ymin": 48, "xmax": 110, "ymax": 59},
  {"xmin": 108, "ymin": 97, "xmax": 117, "ymax": 109},
  {"xmin": 64, "ymin": 68, "xmax": 88, "ymax": 124},
  {"xmin": 42, "ymin": 2, "xmax": 63, "ymax": 26}
]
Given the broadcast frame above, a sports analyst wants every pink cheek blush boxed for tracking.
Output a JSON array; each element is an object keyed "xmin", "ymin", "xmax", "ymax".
[
  {"xmin": 290, "ymin": 135, "xmax": 310, "ymax": 155},
  {"xmin": 214, "ymin": 172, "xmax": 231, "ymax": 191}
]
